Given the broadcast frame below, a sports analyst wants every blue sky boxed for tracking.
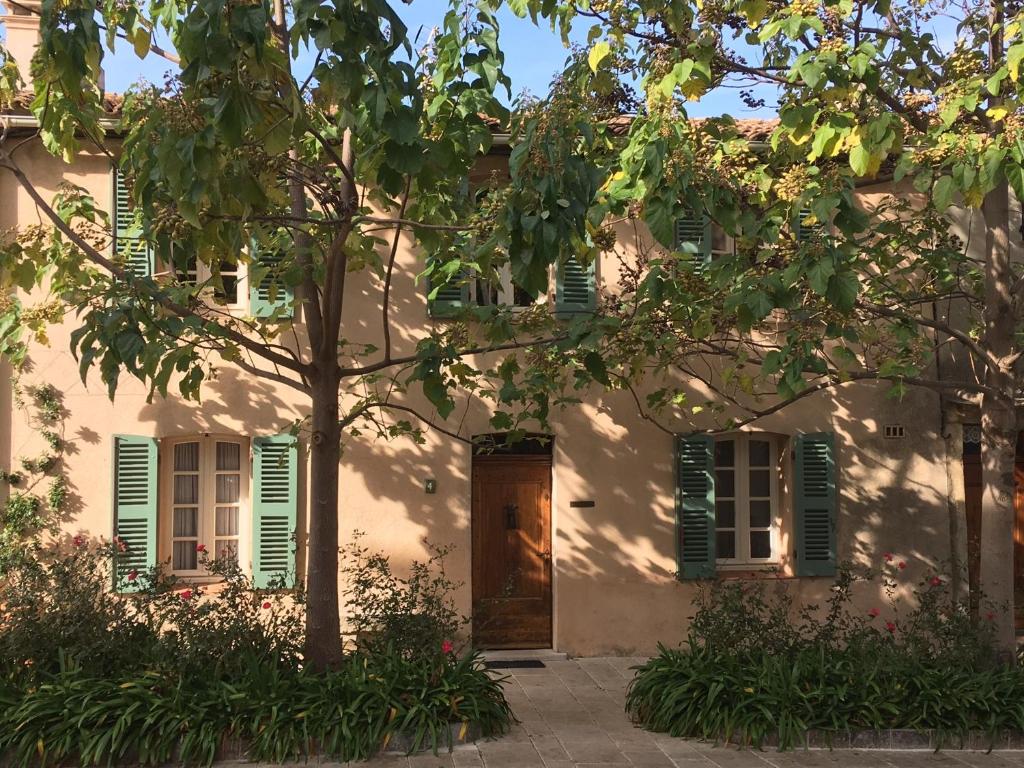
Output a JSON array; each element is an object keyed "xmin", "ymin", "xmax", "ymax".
[{"xmin": 83, "ymin": 3, "xmax": 778, "ymax": 119}]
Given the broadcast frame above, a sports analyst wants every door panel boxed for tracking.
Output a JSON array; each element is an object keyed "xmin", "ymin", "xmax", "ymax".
[{"xmin": 472, "ymin": 458, "xmax": 552, "ymax": 649}]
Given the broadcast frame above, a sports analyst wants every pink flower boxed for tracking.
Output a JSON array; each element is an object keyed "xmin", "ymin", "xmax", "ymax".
[
  {"xmin": 114, "ymin": 536, "xmax": 128, "ymax": 552},
  {"xmin": 897, "ymin": 561, "xmax": 907, "ymax": 570},
  {"xmin": 883, "ymin": 552, "xmax": 894, "ymax": 562},
  {"xmin": 195, "ymin": 543, "xmax": 207, "ymax": 553},
  {"xmin": 262, "ymin": 601, "xmax": 271, "ymax": 610},
  {"xmin": 72, "ymin": 535, "xmax": 84, "ymax": 548},
  {"xmin": 868, "ymin": 607, "xmax": 880, "ymax": 618},
  {"xmin": 885, "ymin": 621, "xmax": 896, "ymax": 633},
  {"xmin": 127, "ymin": 569, "xmax": 138, "ymax": 582},
  {"xmin": 929, "ymin": 576, "xmax": 942, "ymax": 587},
  {"xmin": 180, "ymin": 589, "xmax": 192, "ymax": 602},
  {"xmin": 441, "ymin": 639, "xmax": 454, "ymax": 654}
]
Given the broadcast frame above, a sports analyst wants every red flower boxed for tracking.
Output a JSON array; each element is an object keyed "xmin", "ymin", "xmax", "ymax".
[
  {"xmin": 72, "ymin": 535, "xmax": 84, "ymax": 548},
  {"xmin": 868, "ymin": 607, "xmax": 880, "ymax": 618},
  {"xmin": 986, "ymin": 612, "xmax": 996, "ymax": 622},
  {"xmin": 929, "ymin": 576, "xmax": 942, "ymax": 587},
  {"xmin": 261, "ymin": 601, "xmax": 271, "ymax": 610},
  {"xmin": 885, "ymin": 621, "xmax": 896, "ymax": 633},
  {"xmin": 441, "ymin": 639, "xmax": 454, "ymax": 654},
  {"xmin": 195, "ymin": 543, "xmax": 207, "ymax": 553},
  {"xmin": 897, "ymin": 561, "xmax": 907, "ymax": 570},
  {"xmin": 883, "ymin": 552, "xmax": 894, "ymax": 562},
  {"xmin": 127, "ymin": 569, "xmax": 138, "ymax": 582},
  {"xmin": 180, "ymin": 589, "xmax": 192, "ymax": 602}
]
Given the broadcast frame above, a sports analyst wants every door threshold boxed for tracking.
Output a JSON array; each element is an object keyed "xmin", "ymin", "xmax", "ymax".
[{"xmin": 480, "ymin": 648, "xmax": 568, "ymax": 662}]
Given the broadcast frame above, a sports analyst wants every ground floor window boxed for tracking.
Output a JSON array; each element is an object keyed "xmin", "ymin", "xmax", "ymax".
[
  {"xmin": 162, "ymin": 435, "xmax": 249, "ymax": 576},
  {"xmin": 676, "ymin": 431, "xmax": 836, "ymax": 579},
  {"xmin": 714, "ymin": 434, "xmax": 780, "ymax": 566}
]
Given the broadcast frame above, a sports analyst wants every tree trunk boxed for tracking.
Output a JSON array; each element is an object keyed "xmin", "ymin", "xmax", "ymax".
[
  {"xmin": 303, "ymin": 370, "xmax": 343, "ymax": 670},
  {"xmin": 979, "ymin": 180, "xmax": 1019, "ymax": 662}
]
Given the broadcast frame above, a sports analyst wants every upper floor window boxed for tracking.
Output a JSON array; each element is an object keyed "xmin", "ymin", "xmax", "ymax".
[
  {"xmin": 674, "ymin": 212, "xmax": 733, "ymax": 273},
  {"xmin": 179, "ymin": 255, "xmax": 248, "ymax": 310},
  {"xmin": 473, "ymin": 263, "xmax": 547, "ymax": 310}
]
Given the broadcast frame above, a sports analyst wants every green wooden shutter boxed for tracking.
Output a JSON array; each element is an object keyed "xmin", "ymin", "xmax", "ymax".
[
  {"xmin": 674, "ymin": 211, "xmax": 711, "ymax": 274},
  {"xmin": 794, "ymin": 432, "xmax": 837, "ymax": 576},
  {"xmin": 112, "ymin": 168, "xmax": 153, "ymax": 278},
  {"xmin": 555, "ymin": 257, "xmax": 596, "ymax": 315},
  {"xmin": 112, "ymin": 435, "xmax": 158, "ymax": 592},
  {"xmin": 252, "ymin": 434, "xmax": 298, "ymax": 589},
  {"xmin": 796, "ymin": 207, "xmax": 826, "ymax": 244},
  {"xmin": 676, "ymin": 434, "xmax": 716, "ymax": 580},
  {"xmin": 427, "ymin": 271, "xmax": 471, "ymax": 318},
  {"xmin": 249, "ymin": 248, "xmax": 294, "ymax": 318}
]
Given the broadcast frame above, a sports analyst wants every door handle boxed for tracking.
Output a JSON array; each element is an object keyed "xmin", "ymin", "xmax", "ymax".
[{"xmin": 504, "ymin": 503, "xmax": 518, "ymax": 530}]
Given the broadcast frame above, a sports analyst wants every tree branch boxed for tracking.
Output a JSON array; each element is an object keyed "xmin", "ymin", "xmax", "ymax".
[{"xmin": 0, "ymin": 152, "xmax": 311, "ymax": 377}]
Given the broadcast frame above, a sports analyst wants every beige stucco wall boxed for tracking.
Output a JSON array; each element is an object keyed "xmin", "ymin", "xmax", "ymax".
[{"xmin": 0, "ymin": 136, "xmax": 959, "ymax": 656}]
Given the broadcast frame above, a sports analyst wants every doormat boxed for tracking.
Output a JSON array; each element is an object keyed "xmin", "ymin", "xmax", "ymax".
[{"xmin": 484, "ymin": 659, "xmax": 546, "ymax": 669}]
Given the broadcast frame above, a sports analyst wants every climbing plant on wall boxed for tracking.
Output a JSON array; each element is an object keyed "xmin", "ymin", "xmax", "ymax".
[{"xmin": 0, "ymin": 380, "xmax": 69, "ymax": 573}]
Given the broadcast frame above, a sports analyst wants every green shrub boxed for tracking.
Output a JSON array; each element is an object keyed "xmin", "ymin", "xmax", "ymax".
[
  {"xmin": 342, "ymin": 533, "xmax": 468, "ymax": 658},
  {"xmin": 0, "ymin": 542, "xmax": 512, "ymax": 765},
  {"xmin": 626, "ymin": 562, "xmax": 1014, "ymax": 748}
]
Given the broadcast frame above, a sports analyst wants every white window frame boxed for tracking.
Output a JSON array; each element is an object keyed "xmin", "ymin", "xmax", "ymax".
[
  {"xmin": 471, "ymin": 263, "xmax": 549, "ymax": 311},
  {"xmin": 709, "ymin": 222, "xmax": 734, "ymax": 260},
  {"xmin": 187, "ymin": 259, "xmax": 250, "ymax": 311},
  {"xmin": 159, "ymin": 434, "xmax": 251, "ymax": 579},
  {"xmin": 713, "ymin": 433, "xmax": 781, "ymax": 567}
]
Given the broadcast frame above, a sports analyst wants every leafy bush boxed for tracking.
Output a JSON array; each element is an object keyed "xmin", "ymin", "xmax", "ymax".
[
  {"xmin": 627, "ymin": 561, "xmax": 1014, "ymax": 748},
  {"xmin": 342, "ymin": 533, "xmax": 468, "ymax": 657},
  {"xmin": 0, "ymin": 541, "xmax": 303, "ymax": 682},
  {"xmin": 0, "ymin": 647, "xmax": 511, "ymax": 766},
  {"xmin": 0, "ymin": 541, "xmax": 512, "ymax": 765}
]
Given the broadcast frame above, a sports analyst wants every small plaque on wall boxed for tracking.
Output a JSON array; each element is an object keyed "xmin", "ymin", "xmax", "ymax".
[{"xmin": 569, "ymin": 500, "xmax": 595, "ymax": 508}]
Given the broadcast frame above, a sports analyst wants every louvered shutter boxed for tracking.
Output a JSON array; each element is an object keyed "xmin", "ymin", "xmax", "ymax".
[
  {"xmin": 795, "ymin": 432, "xmax": 837, "ymax": 576},
  {"xmin": 427, "ymin": 272, "xmax": 471, "ymax": 318},
  {"xmin": 252, "ymin": 434, "xmax": 298, "ymax": 589},
  {"xmin": 112, "ymin": 168, "xmax": 153, "ymax": 278},
  {"xmin": 555, "ymin": 257, "xmax": 596, "ymax": 315},
  {"xmin": 675, "ymin": 434, "xmax": 716, "ymax": 580},
  {"xmin": 674, "ymin": 211, "xmax": 711, "ymax": 274},
  {"xmin": 249, "ymin": 249, "xmax": 294, "ymax": 318},
  {"xmin": 796, "ymin": 207, "xmax": 826, "ymax": 243},
  {"xmin": 112, "ymin": 435, "xmax": 158, "ymax": 592}
]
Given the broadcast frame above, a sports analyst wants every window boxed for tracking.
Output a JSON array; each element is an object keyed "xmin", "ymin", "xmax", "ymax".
[
  {"xmin": 676, "ymin": 431, "xmax": 837, "ymax": 579},
  {"xmin": 178, "ymin": 256, "xmax": 248, "ymax": 309},
  {"xmin": 713, "ymin": 435, "xmax": 779, "ymax": 565},
  {"xmin": 674, "ymin": 213, "xmax": 734, "ymax": 273},
  {"xmin": 162, "ymin": 436, "xmax": 249, "ymax": 576},
  {"xmin": 473, "ymin": 263, "xmax": 547, "ymax": 309},
  {"xmin": 114, "ymin": 433, "xmax": 297, "ymax": 591}
]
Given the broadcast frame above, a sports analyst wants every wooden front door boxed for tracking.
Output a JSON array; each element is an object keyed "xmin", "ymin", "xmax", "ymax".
[{"xmin": 472, "ymin": 457, "xmax": 552, "ymax": 649}]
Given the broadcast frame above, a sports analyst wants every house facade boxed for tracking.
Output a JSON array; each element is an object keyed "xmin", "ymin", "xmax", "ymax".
[{"xmin": 3, "ymin": 5, "xmax": 1022, "ymax": 656}]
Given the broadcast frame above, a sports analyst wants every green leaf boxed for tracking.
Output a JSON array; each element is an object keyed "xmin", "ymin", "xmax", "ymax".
[
  {"xmin": 583, "ymin": 351, "xmax": 610, "ymax": 386},
  {"xmin": 588, "ymin": 41, "xmax": 611, "ymax": 73},
  {"xmin": 933, "ymin": 176, "xmax": 955, "ymax": 211},
  {"xmin": 132, "ymin": 28, "xmax": 151, "ymax": 59}
]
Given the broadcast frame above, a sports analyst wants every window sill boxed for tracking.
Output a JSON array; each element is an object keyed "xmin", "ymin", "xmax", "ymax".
[{"xmin": 715, "ymin": 568, "xmax": 794, "ymax": 581}]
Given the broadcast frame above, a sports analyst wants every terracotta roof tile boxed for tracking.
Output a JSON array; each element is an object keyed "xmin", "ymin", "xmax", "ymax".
[{"xmin": 605, "ymin": 114, "xmax": 779, "ymax": 140}]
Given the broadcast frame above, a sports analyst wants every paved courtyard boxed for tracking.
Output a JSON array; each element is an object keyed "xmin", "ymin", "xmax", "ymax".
[{"xmin": 370, "ymin": 655, "xmax": 1024, "ymax": 768}]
